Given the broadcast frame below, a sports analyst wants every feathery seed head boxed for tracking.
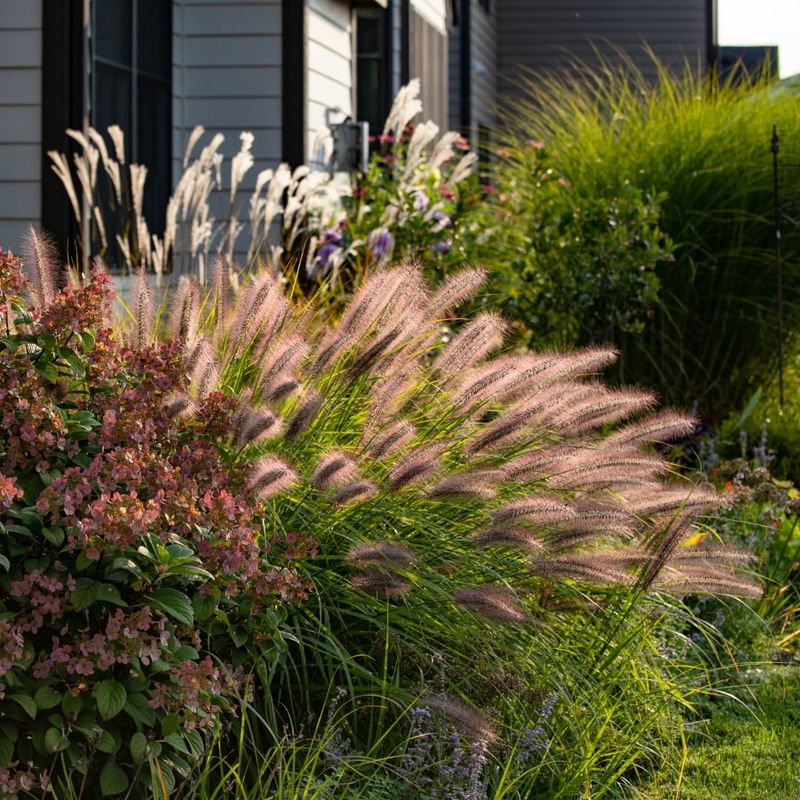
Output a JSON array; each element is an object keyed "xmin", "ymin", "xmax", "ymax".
[
  {"xmin": 346, "ymin": 540, "xmax": 417, "ymax": 568},
  {"xmin": 312, "ymin": 450, "xmax": 358, "ymax": 489},
  {"xmin": 454, "ymin": 585, "xmax": 527, "ymax": 623},
  {"xmin": 247, "ymin": 456, "xmax": 297, "ymax": 499}
]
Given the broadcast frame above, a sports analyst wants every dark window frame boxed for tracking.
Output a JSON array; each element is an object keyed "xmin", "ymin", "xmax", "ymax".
[
  {"xmin": 90, "ymin": 0, "xmax": 172, "ymax": 236},
  {"xmin": 355, "ymin": 6, "xmax": 389, "ymax": 134}
]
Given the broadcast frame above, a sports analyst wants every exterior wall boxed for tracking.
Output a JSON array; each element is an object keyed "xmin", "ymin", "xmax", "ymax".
[
  {"xmin": 306, "ymin": 0, "xmax": 353, "ymax": 164},
  {"xmin": 497, "ymin": 0, "xmax": 709, "ymax": 99},
  {"xmin": 410, "ymin": 6, "xmax": 448, "ymax": 132},
  {"xmin": 0, "ymin": 0, "xmax": 43, "ymax": 250},
  {"xmin": 411, "ymin": 0, "xmax": 447, "ymax": 34},
  {"xmin": 470, "ymin": 0, "xmax": 496, "ymax": 136},
  {"xmin": 172, "ymin": 0, "xmax": 282, "ymax": 192},
  {"xmin": 448, "ymin": 0, "xmax": 496, "ymax": 142}
]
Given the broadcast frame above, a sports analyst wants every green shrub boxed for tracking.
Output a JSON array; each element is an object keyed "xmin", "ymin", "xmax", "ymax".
[
  {"xmin": 482, "ymin": 142, "xmax": 672, "ymax": 349},
  {"xmin": 492, "ymin": 56, "xmax": 800, "ymax": 416},
  {"xmin": 0, "ymin": 244, "xmax": 309, "ymax": 798}
]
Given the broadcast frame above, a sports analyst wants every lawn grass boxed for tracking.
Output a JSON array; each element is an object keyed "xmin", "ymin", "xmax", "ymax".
[{"xmin": 633, "ymin": 665, "xmax": 800, "ymax": 800}]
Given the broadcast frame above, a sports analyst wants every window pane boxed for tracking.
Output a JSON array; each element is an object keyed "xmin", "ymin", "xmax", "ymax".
[
  {"xmin": 357, "ymin": 59, "xmax": 385, "ymax": 132},
  {"xmin": 357, "ymin": 15, "xmax": 382, "ymax": 56},
  {"xmin": 137, "ymin": 75, "xmax": 171, "ymax": 232},
  {"xmin": 95, "ymin": 0, "xmax": 132, "ymax": 66},
  {"xmin": 137, "ymin": 0, "xmax": 171, "ymax": 79},
  {"xmin": 95, "ymin": 61, "xmax": 132, "ymax": 138}
]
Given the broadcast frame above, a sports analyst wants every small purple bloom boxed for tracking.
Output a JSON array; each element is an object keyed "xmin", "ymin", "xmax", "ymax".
[
  {"xmin": 316, "ymin": 242, "xmax": 340, "ymax": 270},
  {"xmin": 321, "ymin": 227, "xmax": 343, "ymax": 245},
  {"xmin": 432, "ymin": 211, "xmax": 451, "ymax": 228},
  {"xmin": 431, "ymin": 240, "xmax": 451, "ymax": 255},
  {"xmin": 517, "ymin": 693, "xmax": 557, "ymax": 767},
  {"xmin": 414, "ymin": 191, "xmax": 429, "ymax": 212},
  {"xmin": 369, "ymin": 229, "xmax": 394, "ymax": 260}
]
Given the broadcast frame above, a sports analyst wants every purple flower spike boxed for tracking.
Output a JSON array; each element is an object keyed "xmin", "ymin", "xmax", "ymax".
[
  {"xmin": 369, "ymin": 229, "xmax": 394, "ymax": 260},
  {"xmin": 432, "ymin": 211, "xmax": 451, "ymax": 229},
  {"xmin": 431, "ymin": 240, "xmax": 451, "ymax": 255}
]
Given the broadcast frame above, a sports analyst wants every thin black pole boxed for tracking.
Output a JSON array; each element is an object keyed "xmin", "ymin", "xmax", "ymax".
[{"xmin": 772, "ymin": 124, "xmax": 785, "ymax": 408}]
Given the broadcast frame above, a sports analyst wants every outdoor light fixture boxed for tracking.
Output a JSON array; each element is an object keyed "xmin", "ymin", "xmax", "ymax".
[{"xmin": 330, "ymin": 120, "xmax": 370, "ymax": 173}]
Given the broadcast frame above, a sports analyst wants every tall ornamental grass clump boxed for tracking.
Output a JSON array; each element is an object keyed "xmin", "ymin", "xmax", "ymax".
[
  {"xmin": 493, "ymin": 57, "xmax": 800, "ymax": 417},
  {"xmin": 1, "ymin": 231, "xmax": 760, "ymax": 798},
  {"xmin": 145, "ymin": 253, "xmax": 757, "ymax": 796}
]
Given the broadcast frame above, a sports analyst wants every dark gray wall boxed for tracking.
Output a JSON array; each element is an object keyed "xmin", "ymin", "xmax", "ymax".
[
  {"xmin": 448, "ymin": 0, "xmax": 497, "ymax": 142},
  {"xmin": 496, "ymin": 0, "xmax": 709, "ymax": 99}
]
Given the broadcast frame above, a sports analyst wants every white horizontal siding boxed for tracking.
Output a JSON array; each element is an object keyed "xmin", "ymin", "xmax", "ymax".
[
  {"xmin": 0, "ymin": 0, "xmax": 42, "ymax": 251},
  {"xmin": 411, "ymin": 0, "xmax": 447, "ymax": 35},
  {"xmin": 306, "ymin": 0, "xmax": 353, "ymax": 164}
]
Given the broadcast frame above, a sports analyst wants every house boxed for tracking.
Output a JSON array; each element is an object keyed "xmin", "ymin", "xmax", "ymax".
[
  {"xmin": 0, "ymin": 0, "xmax": 453, "ymax": 254},
  {"xmin": 450, "ymin": 0, "xmax": 718, "ymax": 141}
]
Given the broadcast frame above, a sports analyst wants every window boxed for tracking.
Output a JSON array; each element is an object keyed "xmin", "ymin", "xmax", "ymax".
[
  {"xmin": 355, "ymin": 8, "xmax": 387, "ymax": 133},
  {"xmin": 478, "ymin": 0, "xmax": 490, "ymax": 12},
  {"xmin": 91, "ymin": 0, "xmax": 171, "ymax": 232}
]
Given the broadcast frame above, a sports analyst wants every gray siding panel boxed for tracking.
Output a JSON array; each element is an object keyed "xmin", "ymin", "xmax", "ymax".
[
  {"xmin": 183, "ymin": 35, "xmax": 282, "ymax": 67},
  {"xmin": 0, "ymin": 0, "xmax": 43, "ymax": 29},
  {"xmin": 0, "ymin": 68, "xmax": 41, "ymax": 104},
  {"xmin": 0, "ymin": 183, "xmax": 39, "ymax": 218},
  {"xmin": 172, "ymin": 0, "xmax": 282, "ymax": 262},
  {"xmin": 448, "ymin": 0, "xmax": 496, "ymax": 141},
  {"xmin": 183, "ymin": 97, "xmax": 282, "ymax": 127},
  {"xmin": 0, "ymin": 106, "xmax": 41, "ymax": 143},
  {"xmin": 410, "ymin": 8, "xmax": 448, "ymax": 133},
  {"xmin": 497, "ymin": 0, "xmax": 708, "ymax": 98},
  {"xmin": 184, "ymin": 65, "xmax": 281, "ymax": 97},
  {"xmin": 0, "ymin": 0, "xmax": 42, "ymax": 248},
  {"xmin": 0, "ymin": 30, "xmax": 41, "ymax": 67},
  {"xmin": 182, "ymin": 4, "xmax": 280, "ymax": 34},
  {"xmin": 470, "ymin": 0, "xmax": 497, "ymax": 134},
  {"xmin": 0, "ymin": 144, "xmax": 40, "ymax": 180}
]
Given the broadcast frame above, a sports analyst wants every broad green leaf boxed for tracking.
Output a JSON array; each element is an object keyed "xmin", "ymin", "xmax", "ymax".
[
  {"xmin": 100, "ymin": 760, "xmax": 129, "ymax": 796},
  {"xmin": 162, "ymin": 732, "xmax": 190, "ymax": 755},
  {"xmin": 0, "ymin": 735, "xmax": 13, "ymax": 767},
  {"xmin": 95, "ymin": 583, "xmax": 127, "ymax": 607},
  {"xmin": 161, "ymin": 714, "xmax": 180, "ymax": 737},
  {"xmin": 62, "ymin": 691, "xmax": 82, "ymax": 715},
  {"xmin": 147, "ymin": 588, "xmax": 193, "ymax": 626},
  {"xmin": 44, "ymin": 727, "xmax": 68, "ymax": 753},
  {"xmin": 79, "ymin": 330, "xmax": 95, "ymax": 352},
  {"xmin": 173, "ymin": 645, "xmax": 199, "ymax": 661},
  {"xmin": 124, "ymin": 693, "xmax": 156, "ymax": 727},
  {"xmin": 96, "ymin": 679, "xmax": 127, "ymax": 721},
  {"xmin": 10, "ymin": 694, "xmax": 36, "ymax": 719},
  {"xmin": 42, "ymin": 526, "xmax": 65, "ymax": 546},
  {"xmin": 34, "ymin": 686, "xmax": 62, "ymax": 710},
  {"xmin": 192, "ymin": 593, "xmax": 217, "ymax": 621},
  {"xmin": 0, "ymin": 554, "xmax": 9, "ymax": 571},
  {"xmin": 130, "ymin": 732, "xmax": 148, "ymax": 763},
  {"xmin": 59, "ymin": 346, "xmax": 86, "ymax": 378},
  {"xmin": 71, "ymin": 578, "xmax": 99, "ymax": 611},
  {"xmin": 96, "ymin": 728, "xmax": 118, "ymax": 754}
]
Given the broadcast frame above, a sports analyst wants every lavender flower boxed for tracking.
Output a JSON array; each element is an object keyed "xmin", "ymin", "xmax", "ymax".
[
  {"xmin": 432, "ymin": 210, "xmax": 451, "ymax": 228},
  {"xmin": 431, "ymin": 240, "xmax": 451, "ymax": 255},
  {"xmin": 414, "ymin": 191, "xmax": 430, "ymax": 212},
  {"xmin": 517, "ymin": 692, "xmax": 557, "ymax": 767},
  {"xmin": 369, "ymin": 228, "xmax": 394, "ymax": 261}
]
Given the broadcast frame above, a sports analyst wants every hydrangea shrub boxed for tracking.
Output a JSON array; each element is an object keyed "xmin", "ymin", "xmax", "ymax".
[{"xmin": 0, "ymin": 246, "xmax": 310, "ymax": 798}]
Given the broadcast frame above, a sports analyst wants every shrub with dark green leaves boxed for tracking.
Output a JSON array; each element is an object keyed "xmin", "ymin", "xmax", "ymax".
[
  {"xmin": 497, "ymin": 58, "xmax": 800, "ymax": 414},
  {"xmin": 0, "ymin": 243, "xmax": 310, "ymax": 798},
  {"xmin": 483, "ymin": 144, "xmax": 671, "ymax": 348}
]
